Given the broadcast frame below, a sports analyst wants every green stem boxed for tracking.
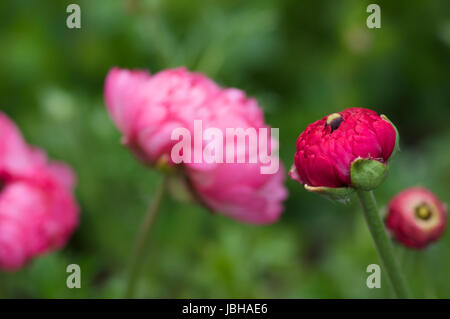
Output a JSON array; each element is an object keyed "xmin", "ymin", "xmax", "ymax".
[
  {"xmin": 124, "ymin": 176, "xmax": 168, "ymax": 298},
  {"xmin": 421, "ymin": 249, "xmax": 437, "ymax": 298},
  {"xmin": 356, "ymin": 189, "xmax": 411, "ymax": 298},
  {"xmin": 0, "ymin": 275, "xmax": 4, "ymax": 299}
]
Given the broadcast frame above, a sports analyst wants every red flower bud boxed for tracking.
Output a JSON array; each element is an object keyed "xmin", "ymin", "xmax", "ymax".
[
  {"xmin": 290, "ymin": 108, "xmax": 398, "ymax": 191},
  {"xmin": 386, "ymin": 187, "xmax": 447, "ymax": 249}
]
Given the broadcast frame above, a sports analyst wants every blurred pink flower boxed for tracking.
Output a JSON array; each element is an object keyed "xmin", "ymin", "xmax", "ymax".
[
  {"xmin": 386, "ymin": 187, "xmax": 447, "ymax": 249},
  {"xmin": 0, "ymin": 112, "xmax": 79, "ymax": 271},
  {"xmin": 104, "ymin": 67, "xmax": 287, "ymax": 224}
]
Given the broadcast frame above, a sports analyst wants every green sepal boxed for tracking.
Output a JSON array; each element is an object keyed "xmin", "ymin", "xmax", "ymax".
[
  {"xmin": 304, "ymin": 184, "xmax": 354, "ymax": 203},
  {"xmin": 155, "ymin": 154, "xmax": 176, "ymax": 174},
  {"xmin": 381, "ymin": 114, "xmax": 400, "ymax": 158},
  {"xmin": 166, "ymin": 174, "xmax": 196, "ymax": 204},
  {"xmin": 350, "ymin": 158, "xmax": 388, "ymax": 191}
]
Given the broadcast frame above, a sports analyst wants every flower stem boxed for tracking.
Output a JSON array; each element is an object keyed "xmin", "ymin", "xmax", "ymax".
[
  {"xmin": 0, "ymin": 275, "xmax": 4, "ymax": 299},
  {"xmin": 356, "ymin": 189, "xmax": 411, "ymax": 298},
  {"xmin": 124, "ymin": 176, "xmax": 168, "ymax": 298}
]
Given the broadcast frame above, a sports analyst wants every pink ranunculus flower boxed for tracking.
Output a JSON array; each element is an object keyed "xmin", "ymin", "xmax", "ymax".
[
  {"xmin": 386, "ymin": 187, "xmax": 447, "ymax": 249},
  {"xmin": 290, "ymin": 108, "xmax": 398, "ymax": 194},
  {"xmin": 0, "ymin": 112, "xmax": 79, "ymax": 271},
  {"xmin": 104, "ymin": 67, "xmax": 287, "ymax": 224}
]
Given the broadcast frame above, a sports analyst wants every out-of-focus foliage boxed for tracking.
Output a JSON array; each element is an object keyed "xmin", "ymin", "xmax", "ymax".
[{"xmin": 0, "ymin": 0, "xmax": 449, "ymax": 298}]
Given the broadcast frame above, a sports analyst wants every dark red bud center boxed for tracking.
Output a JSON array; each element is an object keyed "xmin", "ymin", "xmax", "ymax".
[
  {"xmin": 326, "ymin": 113, "xmax": 343, "ymax": 133},
  {"xmin": 415, "ymin": 203, "xmax": 433, "ymax": 221}
]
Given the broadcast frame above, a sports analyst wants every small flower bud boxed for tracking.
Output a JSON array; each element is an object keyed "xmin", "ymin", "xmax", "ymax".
[{"xmin": 386, "ymin": 187, "xmax": 447, "ymax": 249}]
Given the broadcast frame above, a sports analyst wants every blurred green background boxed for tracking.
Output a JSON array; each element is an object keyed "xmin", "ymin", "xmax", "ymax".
[{"xmin": 0, "ymin": 0, "xmax": 449, "ymax": 298}]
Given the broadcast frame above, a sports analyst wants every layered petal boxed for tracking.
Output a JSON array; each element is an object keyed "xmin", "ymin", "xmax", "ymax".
[
  {"xmin": 188, "ymin": 162, "xmax": 287, "ymax": 224},
  {"xmin": 104, "ymin": 67, "xmax": 221, "ymax": 164}
]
